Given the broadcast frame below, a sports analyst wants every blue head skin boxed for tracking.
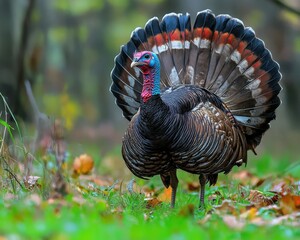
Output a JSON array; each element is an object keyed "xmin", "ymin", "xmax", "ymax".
[{"xmin": 131, "ymin": 51, "xmax": 160, "ymax": 102}]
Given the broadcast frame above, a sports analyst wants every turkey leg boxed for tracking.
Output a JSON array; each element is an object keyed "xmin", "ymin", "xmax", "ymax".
[
  {"xmin": 199, "ymin": 174, "xmax": 207, "ymax": 208},
  {"xmin": 170, "ymin": 170, "xmax": 178, "ymax": 208}
]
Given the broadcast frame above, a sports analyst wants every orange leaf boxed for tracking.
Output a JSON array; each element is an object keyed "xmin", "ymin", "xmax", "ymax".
[
  {"xmin": 280, "ymin": 194, "xmax": 300, "ymax": 215},
  {"xmin": 157, "ymin": 187, "xmax": 172, "ymax": 202},
  {"xmin": 73, "ymin": 154, "xmax": 94, "ymax": 175},
  {"xmin": 240, "ymin": 207, "xmax": 258, "ymax": 220},
  {"xmin": 293, "ymin": 195, "xmax": 300, "ymax": 208},
  {"xmin": 145, "ymin": 198, "xmax": 161, "ymax": 208}
]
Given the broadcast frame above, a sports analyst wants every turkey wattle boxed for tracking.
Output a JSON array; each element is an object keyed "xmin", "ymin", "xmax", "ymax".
[{"xmin": 110, "ymin": 10, "xmax": 281, "ymax": 208}]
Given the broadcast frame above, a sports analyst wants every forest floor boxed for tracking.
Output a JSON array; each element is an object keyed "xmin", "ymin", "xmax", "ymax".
[{"xmin": 0, "ymin": 142, "xmax": 300, "ymax": 240}]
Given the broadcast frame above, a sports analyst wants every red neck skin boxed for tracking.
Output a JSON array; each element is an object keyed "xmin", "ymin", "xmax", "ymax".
[{"xmin": 141, "ymin": 68, "xmax": 154, "ymax": 103}]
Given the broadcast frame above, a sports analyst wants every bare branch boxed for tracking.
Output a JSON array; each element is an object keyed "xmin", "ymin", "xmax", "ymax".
[{"xmin": 269, "ymin": 0, "xmax": 300, "ymax": 16}]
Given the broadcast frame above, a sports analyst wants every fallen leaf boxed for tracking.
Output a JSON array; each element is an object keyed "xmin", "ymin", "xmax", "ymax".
[
  {"xmin": 73, "ymin": 154, "xmax": 94, "ymax": 175},
  {"xmin": 215, "ymin": 200, "xmax": 237, "ymax": 214},
  {"xmin": 247, "ymin": 190, "xmax": 278, "ymax": 208},
  {"xmin": 142, "ymin": 186, "xmax": 156, "ymax": 198},
  {"xmin": 198, "ymin": 214, "xmax": 211, "ymax": 224},
  {"xmin": 23, "ymin": 176, "xmax": 41, "ymax": 189},
  {"xmin": 269, "ymin": 212, "xmax": 300, "ymax": 226},
  {"xmin": 187, "ymin": 182, "xmax": 200, "ymax": 191},
  {"xmin": 222, "ymin": 215, "xmax": 245, "ymax": 229},
  {"xmin": 294, "ymin": 196, "xmax": 300, "ymax": 207},
  {"xmin": 93, "ymin": 176, "xmax": 114, "ymax": 187},
  {"xmin": 240, "ymin": 207, "xmax": 258, "ymax": 220},
  {"xmin": 145, "ymin": 197, "xmax": 161, "ymax": 208},
  {"xmin": 179, "ymin": 204, "xmax": 195, "ymax": 216},
  {"xmin": 280, "ymin": 193, "xmax": 300, "ymax": 215},
  {"xmin": 232, "ymin": 170, "xmax": 264, "ymax": 187},
  {"xmin": 157, "ymin": 187, "xmax": 172, "ymax": 202}
]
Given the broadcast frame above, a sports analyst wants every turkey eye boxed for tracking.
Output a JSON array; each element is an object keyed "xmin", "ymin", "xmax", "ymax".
[{"xmin": 144, "ymin": 54, "xmax": 150, "ymax": 59}]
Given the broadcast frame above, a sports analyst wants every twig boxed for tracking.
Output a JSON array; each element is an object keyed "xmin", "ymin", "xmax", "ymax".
[
  {"xmin": 269, "ymin": 0, "xmax": 300, "ymax": 16},
  {"xmin": 4, "ymin": 168, "xmax": 24, "ymax": 190}
]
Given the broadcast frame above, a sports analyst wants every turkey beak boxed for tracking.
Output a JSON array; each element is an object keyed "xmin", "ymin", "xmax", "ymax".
[{"xmin": 131, "ymin": 61, "xmax": 145, "ymax": 68}]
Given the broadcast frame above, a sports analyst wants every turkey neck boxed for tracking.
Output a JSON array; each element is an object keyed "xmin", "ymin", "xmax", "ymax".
[
  {"xmin": 139, "ymin": 66, "xmax": 170, "ymax": 133},
  {"xmin": 141, "ymin": 65, "xmax": 160, "ymax": 103}
]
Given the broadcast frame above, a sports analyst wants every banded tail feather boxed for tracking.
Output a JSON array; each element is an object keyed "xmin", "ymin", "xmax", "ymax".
[{"xmin": 111, "ymin": 9, "xmax": 281, "ymax": 149}]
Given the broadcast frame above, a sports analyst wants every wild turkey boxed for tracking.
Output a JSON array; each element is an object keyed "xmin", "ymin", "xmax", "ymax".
[{"xmin": 110, "ymin": 10, "xmax": 281, "ymax": 208}]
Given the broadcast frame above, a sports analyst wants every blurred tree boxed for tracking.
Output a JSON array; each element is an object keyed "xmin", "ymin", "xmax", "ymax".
[
  {"xmin": 0, "ymin": 0, "xmax": 35, "ymax": 121},
  {"xmin": 0, "ymin": 1, "xmax": 16, "ymax": 118}
]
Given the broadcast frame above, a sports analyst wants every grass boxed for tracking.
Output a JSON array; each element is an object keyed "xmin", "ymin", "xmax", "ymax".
[
  {"xmin": 0, "ymin": 192, "xmax": 299, "ymax": 240},
  {"xmin": 0, "ymin": 151, "xmax": 300, "ymax": 240}
]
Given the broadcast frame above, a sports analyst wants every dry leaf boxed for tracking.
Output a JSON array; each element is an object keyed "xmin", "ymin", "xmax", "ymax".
[
  {"xmin": 269, "ymin": 212, "xmax": 300, "ymax": 226},
  {"xmin": 157, "ymin": 187, "xmax": 172, "ymax": 202},
  {"xmin": 198, "ymin": 214, "xmax": 211, "ymax": 224},
  {"xmin": 280, "ymin": 193, "xmax": 300, "ymax": 215},
  {"xmin": 73, "ymin": 154, "xmax": 94, "ymax": 175},
  {"xmin": 215, "ymin": 200, "xmax": 237, "ymax": 214},
  {"xmin": 93, "ymin": 177, "xmax": 114, "ymax": 187},
  {"xmin": 145, "ymin": 197, "xmax": 161, "ymax": 208},
  {"xmin": 232, "ymin": 170, "xmax": 264, "ymax": 187},
  {"xmin": 222, "ymin": 215, "xmax": 245, "ymax": 229},
  {"xmin": 187, "ymin": 182, "xmax": 200, "ymax": 191},
  {"xmin": 240, "ymin": 207, "xmax": 258, "ymax": 220},
  {"xmin": 142, "ymin": 187, "xmax": 156, "ymax": 198},
  {"xmin": 23, "ymin": 176, "xmax": 40, "ymax": 189},
  {"xmin": 179, "ymin": 204, "xmax": 195, "ymax": 216},
  {"xmin": 247, "ymin": 190, "xmax": 278, "ymax": 208}
]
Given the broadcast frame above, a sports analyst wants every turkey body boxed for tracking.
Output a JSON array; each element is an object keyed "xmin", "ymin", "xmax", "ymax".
[
  {"xmin": 110, "ymin": 10, "xmax": 282, "ymax": 207},
  {"xmin": 123, "ymin": 85, "xmax": 247, "ymax": 182}
]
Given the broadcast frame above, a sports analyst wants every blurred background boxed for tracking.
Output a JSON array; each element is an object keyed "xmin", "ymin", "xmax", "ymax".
[{"xmin": 0, "ymin": 0, "xmax": 300, "ymax": 163}]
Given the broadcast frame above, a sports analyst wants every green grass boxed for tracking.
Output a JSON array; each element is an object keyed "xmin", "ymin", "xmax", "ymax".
[
  {"xmin": 0, "ymin": 191, "xmax": 299, "ymax": 240},
  {"xmin": 0, "ymin": 153, "xmax": 300, "ymax": 239}
]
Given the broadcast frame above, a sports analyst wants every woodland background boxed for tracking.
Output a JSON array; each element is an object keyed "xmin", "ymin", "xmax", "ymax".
[
  {"xmin": 0, "ymin": 0, "xmax": 300, "ymax": 157},
  {"xmin": 0, "ymin": 1, "xmax": 300, "ymax": 238}
]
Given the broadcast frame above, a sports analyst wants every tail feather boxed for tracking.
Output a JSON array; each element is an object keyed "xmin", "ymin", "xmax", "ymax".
[
  {"xmin": 205, "ymin": 18, "xmax": 245, "ymax": 92},
  {"xmin": 145, "ymin": 17, "xmax": 172, "ymax": 87},
  {"xmin": 111, "ymin": 9, "xmax": 282, "ymax": 148},
  {"xmin": 160, "ymin": 13, "xmax": 188, "ymax": 82},
  {"xmin": 187, "ymin": 10, "xmax": 215, "ymax": 85},
  {"xmin": 130, "ymin": 27, "xmax": 149, "ymax": 51},
  {"xmin": 111, "ymin": 42, "xmax": 143, "ymax": 120}
]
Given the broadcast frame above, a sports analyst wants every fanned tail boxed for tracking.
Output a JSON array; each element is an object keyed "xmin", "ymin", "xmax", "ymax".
[{"xmin": 110, "ymin": 9, "xmax": 281, "ymax": 148}]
